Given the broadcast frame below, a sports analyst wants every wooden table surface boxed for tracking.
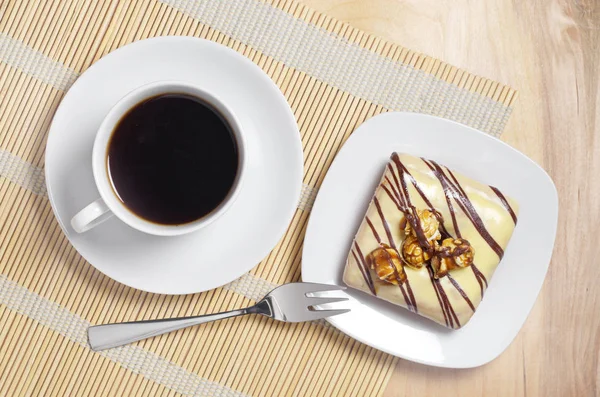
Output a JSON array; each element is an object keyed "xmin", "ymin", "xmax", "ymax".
[{"xmin": 298, "ymin": 0, "xmax": 599, "ymax": 395}]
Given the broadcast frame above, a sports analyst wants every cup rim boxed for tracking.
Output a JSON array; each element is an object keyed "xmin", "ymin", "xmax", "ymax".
[{"xmin": 92, "ymin": 80, "xmax": 247, "ymax": 236}]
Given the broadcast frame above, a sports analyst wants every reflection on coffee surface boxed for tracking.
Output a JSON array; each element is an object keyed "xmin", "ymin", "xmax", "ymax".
[{"xmin": 107, "ymin": 93, "xmax": 239, "ymax": 225}]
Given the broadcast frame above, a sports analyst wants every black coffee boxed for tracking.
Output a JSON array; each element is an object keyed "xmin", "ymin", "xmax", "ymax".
[{"xmin": 107, "ymin": 93, "xmax": 239, "ymax": 225}]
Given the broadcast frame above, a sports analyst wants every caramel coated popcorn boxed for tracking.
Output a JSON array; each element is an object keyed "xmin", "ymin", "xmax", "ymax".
[
  {"xmin": 431, "ymin": 238, "xmax": 475, "ymax": 279},
  {"xmin": 366, "ymin": 245, "xmax": 407, "ymax": 285},
  {"xmin": 404, "ymin": 209, "xmax": 442, "ymax": 242},
  {"xmin": 401, "ymin": 234, "xmax": 432, "ymax": 269}
]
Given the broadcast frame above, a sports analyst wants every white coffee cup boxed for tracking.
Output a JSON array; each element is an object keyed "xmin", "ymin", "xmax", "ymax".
[{"xmin": 71, "ymin": 80, "xmax": 247, "ymax": 236}]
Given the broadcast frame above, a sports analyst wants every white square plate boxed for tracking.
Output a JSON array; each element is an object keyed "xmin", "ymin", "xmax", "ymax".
[{"xmin": 302, "ymin": 113, "xmax": 557, "ymax": 368}]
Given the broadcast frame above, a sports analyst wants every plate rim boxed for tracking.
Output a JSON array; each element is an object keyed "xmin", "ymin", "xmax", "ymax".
[
  {"xmin": 45, "ymin": 36, "xmax": 304, "ymax": 294},
  {"xmin": 302, "ymin": 111, "xmax": 558, "ymax": 368}
]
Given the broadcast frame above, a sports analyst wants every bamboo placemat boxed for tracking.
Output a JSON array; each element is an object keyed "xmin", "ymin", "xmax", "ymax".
[{"xmin": 0, "ymin": 0, "xmax": 517, "ymax": 395}]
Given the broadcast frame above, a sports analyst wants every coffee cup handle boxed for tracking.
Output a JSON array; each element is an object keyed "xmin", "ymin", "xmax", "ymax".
[{"xmin": 71, "ymin": 198, "xmax": 113, "ymax": 233}]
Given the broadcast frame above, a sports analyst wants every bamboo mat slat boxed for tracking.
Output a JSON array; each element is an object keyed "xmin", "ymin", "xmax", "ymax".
[{"xmin": 0, "ymin": 0, "xmax": 517, "ymax": 396}]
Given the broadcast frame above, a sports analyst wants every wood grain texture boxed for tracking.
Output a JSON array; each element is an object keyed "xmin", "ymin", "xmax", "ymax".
[{"xmin": 297, "ymin": 0, "xmax": 600, "ymax": 395}]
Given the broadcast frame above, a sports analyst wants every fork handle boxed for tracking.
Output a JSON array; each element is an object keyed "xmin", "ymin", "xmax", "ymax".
[{"xmin": 88, "ymin": 308, "xmax": 250, "ymax": 351}]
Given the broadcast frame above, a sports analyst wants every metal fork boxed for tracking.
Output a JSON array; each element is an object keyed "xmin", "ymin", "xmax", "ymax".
[{"xmin": 88, "ymin": 282, "xmax": 349, "ymax": 351}]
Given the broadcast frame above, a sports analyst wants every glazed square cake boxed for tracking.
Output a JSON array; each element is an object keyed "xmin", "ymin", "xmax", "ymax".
[{"xmin": 343, "ymin": 153, "xmax": 519, "ymax": 329}]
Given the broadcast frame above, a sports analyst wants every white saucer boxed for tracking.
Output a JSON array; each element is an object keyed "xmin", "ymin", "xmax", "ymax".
[
  {"xmin": 302, "ymin": 113, "xmax": 558, "ymax": 368},
  {"xmin": 46, "ymin": 37, "xmax": 303, "ymax": 294}
]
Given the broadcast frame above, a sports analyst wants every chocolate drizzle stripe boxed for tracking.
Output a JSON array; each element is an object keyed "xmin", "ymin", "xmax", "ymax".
[
  {"xmin": 427, "ymin": 159, "xmax": 504, "ymax": 259},
  {"xmin": 438, "ymin": 162, "xmax": 504, "ymax": 258},
  {"xmin": 382, "ymin": 184, "xmax": 403, "ymax": 212},
  {"xmin": 387, "ymin": 154, "xmax": 494, "ymax": 324},
  {"xmin": 383, "ymin": 176, "xmax": 429, "ymax": 296},
  {"xmin": 392, "ymin": 154, "xmax": 459, "ymax": 315},
  {"xmin": 446, "ymin": 170, "xmax": 501, "ymax": 270},
  {"xmin": 422, "ymin": 158, "xmax": 488, "ymax": 296},
  {"xmin": 382, "ymin": 249, "xmax": 416, "ymax": 312},
  {"xmin": 426, "ymin": 266, "xmax": 453, "ymax": 327},
  {"xmin": 426, "ymin": 267, "xmax": 449, "ymax": 326},
  {"xmin": 383, "ymin": 176, "xmax": 403, "ymax": 210},
  {"xmin": 439, "ymin": 285, "xmax": 459, "ymax": 327},
  {"xmin": 352, "ymin": 244, "xmax": 376, "ymax": 295},
  {"xmin": 490, "ymin": 186, "xmax": 518, "ymax": 224},
  {"xmin": 440, "ymin": 164, "xmax": 491, "ymax": 293},
  {"xmin": 365, "ymin": 217, "xmax": 381, "ymax": 243},
  {"xmin": 392, "ymin": 157, "xmax": 454, "ymax": 240},
  {"xmin": 373, "ymin": 197, "xmax": 396, "ymax": 249},
  {"xmin": 391, "ymin": 154, "xmax": 482, "ymax": 320},
  {"xmin": 440, "ymin": 215, "xmax": 487, "ymax": 296},
  {"xmin": 388, "ymin": 164, "xmax": 426, "ymax": 312},
  {"xmin": 404, "ymin": 280, "xmax": 418, "ymax": 313},
  {"xmin": 393, "ymin": 155, "xmax": 451, "ymax": 315},
  {"xmin": 422, "ymin": 159, "xmax": 460, "ymax": 235},
  {"xmin": 391, "ymin": 155, "xmax": 430, "ymax": 248},
  {"xmin": 387, "ymin": 164, "xmax": 406, "ymax": 208},
  {"xmin": 447, "ymin": 274, "xmax": 476, "ymax": 311},
  {"xmin": 434, "ymin": 273, "xmax": 461, "ymax": 328},
  {"xmin": 384, "ymin": 176, "xmax": 400, "ymax": 199},
  {"xmin": 395, "ymin": 160, "xmax": 435, "ymax": 209},
  {"xmin": 447, "ymin": 293, "xmax": 460, "ymax": 327},
  {"xmin": 391, "ymin": 160, "xmax": 453, "ymax": 238},
  {"xmin": 352, "ymin": 250, "xmax": 375, "ymax": 295},
  {"xmin": 367, "ymin": 207, "xmax": 418, "ymax": 312},
  {"xmin": 398, "ymin": 283, "xmax": 413, "ymax": 311},
  {"xmin": 471, "ymin": 266, "xmax": 485, "ymax": 296},
  {"xmin": 381, "ymin": 245, "xmax": 401, "ymax": 282},
  {"xmin": 446, "ymin": 167, "xmax": 469, "ymax": 198},
  {"xmin": 472, "ymin": 265, "xmax": 488, "ymax": 288}
]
